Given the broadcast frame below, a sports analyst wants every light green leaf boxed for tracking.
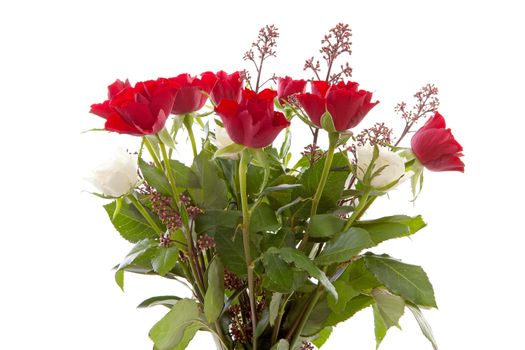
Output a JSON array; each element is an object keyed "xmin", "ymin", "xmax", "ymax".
[
  {"xmin": 137, "ymin": 295, "xmax": 181, "ymax": 309},
  {"xmin": 259, "ymin": 183, "xmax": 302, "ymax": 196},
  {"xmin": 114, "ymin": 269, "xmax": 124, "ymax": 292},
  {"xmin": 308, "ymin": 214, "xmax": 345, "ymax": 240},
  {"xmin": 326, "ymin": 294, "xmax": 374, "ymax": 326},
  {"xmin": 269, "ymin": 293, "xmax": 282, "ymax": 326},
  {"xmin": 311, "ymin": 326, "xmax": 333, "ymax": 348},
  {"xmin": 373, "ymin": 304, "xmax": 387, "ymax": 348},
  {"xmin": 157, "ymin": 127, "xmax": 176, "ymax": 149},
  {"xmin": 204, "ymin": 258, "xmax": 225, "ymax": 323},
  {"xmin": 266, "ymin": 247, "xmax": 337, "ymax": 300},
  {"xmin": 315, "ymin": 228, "xmax": 374, "ymax": 266},
  {"xmin": 327, "ymin": 280, "xmax": 358, "ymax": 312},
  {"xmin": 213, "ymin": 143, "xmax": 245, "ymax": 159},
  {"xmin": 321, "ymin": 111, "xmax": 336, "ymax": 132},
  {"xmin": 270, "ymin": 339, "xmax": 289, "ymax": 350},
  {"xmin": 372, "ymin": 288, "xmax": 405, "ymax": 329},
  {"xmin": 149, "ymin": 299, "xmax": 200, "ymax": 350},
  {"xmin": 364, "ymin": 254, "xmax": 437, "ymax": 308},
  {"xmin": 104, "ymin": 200, "xmax": 159, "ymax": 243},
  {"xmin": 139, "ymin": 159, "xmax": 200, "ymax": 196},
  {"xmin": 151, "ymin": 246, "xmax": 179, "ymax": 276},
  {"xmin": 407, "ymin": 303, "xmax": 438, "ymax": 350},
  {"xmin": 355, "ymin": 215, "xmax": 426, "ymax": 244}
]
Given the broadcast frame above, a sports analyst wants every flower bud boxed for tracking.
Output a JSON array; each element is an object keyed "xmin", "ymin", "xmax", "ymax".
[
  {"xmin": 87, "ymin": 148, "xmax": 138, "ymax": 197},
  {"xmin": 215, "ymin": 125, "xmax": 239, "ymax": 159},
  {"xmin": 356, "ymin": 145, "xmax": 407, "ymax": 189}
]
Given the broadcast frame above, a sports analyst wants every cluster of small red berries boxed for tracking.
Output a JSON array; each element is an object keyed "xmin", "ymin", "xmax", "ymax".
[
  {"xmin": 224, "ymin": 270, "xmax": 245, "ymax": 290},
  {"xmin": 197, "ymin": 234, "xmax": 215, "ymax": 251},
  {"xmin": 151, "ymin": 192, "xmax": 182, "ymax": 232}
]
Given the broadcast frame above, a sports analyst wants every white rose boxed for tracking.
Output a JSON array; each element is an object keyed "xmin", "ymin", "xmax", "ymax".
[
  {"xmin": 87, "ymin": 147, "xmax": 138, "ymax": 197},
  {"xmin": 215, "ymin": 125, "xmax": 239, "ymax": 159},
  {"xmin": 356, "ymin": 145, "xmax": 408, "ymax": 190}
]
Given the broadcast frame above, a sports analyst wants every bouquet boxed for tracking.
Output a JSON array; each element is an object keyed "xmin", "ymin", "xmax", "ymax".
[{"xmin": 87, "ymin": 23, "xmax": 464, "ymax": 350}]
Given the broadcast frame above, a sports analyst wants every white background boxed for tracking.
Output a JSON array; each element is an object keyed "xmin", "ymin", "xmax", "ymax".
[{"xmin": 1, "ymin": 0, "xmax": 524, "ymax": 349}]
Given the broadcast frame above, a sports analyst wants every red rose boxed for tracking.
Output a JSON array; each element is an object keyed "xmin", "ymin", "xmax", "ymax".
[
  {"xmin": 277, "ymin": 76, "xmax": 306, "ymax": 103},
  {"xmin": 168, "ymin": 73, "xmax": 217, "ymax": 115},
  {"xmin": 297, "ymin": 80, "xmax": 378, "ymax": 131},
  {"xmin": 90, "ymin": 79, "xmax": 131, "ymax": 118},
  {"xmin": 411, "ymin": 112, "xmax": 465, "ymax": 172},
  {"xmin": 215, "ymin": 89, "xmax": 290, "ymax": 148},
  {"xmin": 210, "ymin": 71, "xmax": 243, "ymax": 105},
  {"xmin": 90, "ymin": 78, "xmax": 175, "ymax": 135}
]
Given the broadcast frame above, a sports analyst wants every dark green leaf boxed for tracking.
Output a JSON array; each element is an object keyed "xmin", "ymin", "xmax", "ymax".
[
  {"xmin": 326, "ymin": 294, "xmax": 374, "ymax": 326},
  {"xmin": 215, "ymin": 229, "xmax": 247, "ymax": 278},
  {"xmin": 364, "ymin": 254, "xmax": 437, "ymax": 308},
  {"xmin": 266, "ymin": 247, "xmax": 337, "ymax": 300},
  {"xmin": 315, "ymin": 228, "xmax": 374, "ymax": 266},
  {"xmin": 270, "ymin": 339, "xmax": 289, "ymax": 350},
  {"xmin": 151, "ymin": 246, "xmax": 179, "ymax": 276},
  {"xmin": 137, "ymin": 295, "xmax": 181, "ymax": 309},
  {"xmin": 250, "ymin": 202, "xmax": 280, "ymax": 233},
  {"xmin": 149, "ymin": 299, "xmax": 200, "ymax": 350},
  {"xmin": 118, "ymin": 238, "xmax": 158, "ymax": 270},
  {"xmin": 302, "ymin": 298, "xmax": 331, "ymax": 336},
  {"xmin": 139, "ymin": 159, "xmax": 200, "ymax": 196},
  {"xmin": 189, "ymin": 151, "xmax": 228, "ymax": 209},
  {"xmin": 345, "ymin": 259, "xmax": 381, "ymax": 292},
  {"xmin": 327, "ymin": 280, "xmax": 359, "ymax": 312},
  {"xmin": 104, "ymin": 200, "xmax": 159, "ymax": 243},
  {"xmin": 262, "ymin": 252, "xmax": 297, "ymax": 293},
  {"xmin": 308, "ymin": 214, "xmax": 345, "ymax": 240},
  {"xmin": 269, "ymin": 293, "xmax": 282, "ymax": 326},
  {"xmin": 260, "ymin": 228, "xmax": 295, "ymax": 251},
  {"xmin": 355, "ymin": 215, "xmax": 426, "ymax": 244},
  {"xmin": 204, "ymin": 258, "xmax": 225, "ymax": 323},
  {"xmin": 194, "ymin": 210, "xmax": 241, "ymax": 234}
]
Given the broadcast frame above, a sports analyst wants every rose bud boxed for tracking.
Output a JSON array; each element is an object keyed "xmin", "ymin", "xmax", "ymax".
[
  {"xmin": 87, "ymin": 147, "xmax": 138, "ymax": 197},
  {"xmin": 168, "ymin": 72, "xmax": 217, "ymax": 115},
  {"xmin": 210, "ymin": 71, "xmax": 243, "ymax": 105},
  {"xmin": 297, "ymin": 81, "xmax": 378, "ymax": 131},
  {"xmin": 277, "ymin": 76, "xmax": 307, "ymax": 104},
  {"xmin": 356, "ymin": 145, "xmax": 409, "ymax": 189},
  {"xmin": 411, "ymin": 112, "xmax": 465, "ymax": 172},
  {"xmin": 215, "ymin": 89, "xmax": 290, "ymax": 148},
  {"xmin": 90, "ymin": 78, "xmax": 175, "ymax": 135}
]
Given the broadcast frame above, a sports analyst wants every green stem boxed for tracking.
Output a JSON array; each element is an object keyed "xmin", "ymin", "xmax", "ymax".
[
  {"xmin": 299, "ymin": 135, "xmax": 337, "ymax": 250},
  {"xmin": 343, "ymin": 188, "xmax": 371, "ymax": 231},
  {"xmin": 143, "ymin": 137, "xmax": 163, "ymax": 169},
  {"xmin": 288, "ymin": 288, "xmax": 323, "ymax": 348},
  {"xmin": 128, "ymin": 195, "xmax": 163, "ymax": 235},
  {"xmin": 239, "ymin": 150, "xmax": 258, "ymax": 350},
  {"xmin": 184, "ymin": 114, "xmax": 198, "ymax": 158}
]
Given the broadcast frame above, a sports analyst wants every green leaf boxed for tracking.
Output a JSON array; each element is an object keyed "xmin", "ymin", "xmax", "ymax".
[
  {"xmin": 137, "ymin": 295, "xmax": 181, "ymax": 309},
  {"xmin": 118, "ymin": 238, "xmax": 158, "ymax": 270},
  {"xmin": 114, "ymin": 269, "xmax": 124, "ymax": 292},
  {"xmin": 204, "ymin": 258, "xmax": 225, "ymax": 323},
  {"xmin": 104, "ymin": 200, "xmax": 159, "ymax": 243},
  {"xmin": 215, "ymin": 229, "xmax": 247, "ymax": 278},
  {"xmin": 157, "ymin": 127, "xmax": 176, "ymax": 149},
  {"xmin": 327, "ymin": 280, "xmax": 359, "ymax": 312},
  {"xmin": 251, "ymin": 148, "xmax": 270, "ymax": 193},
  {"xmin": 262, "ymin": 251, "xmax": 298, "ymax": 293},
  {"xmin": 302, "ymin": 298, "xmax": 331, "ymax": 336},
  {"xmin": 315, "ymin": 228, "xmax": 374, "ymax": 266},
  {"xmin": 308, "ymin": 214, "xmax": 345, "ymax": 241},
  {"xmin": 213, "ymin": 143, "xmax": 245, "ymax": 159},
  {"xmin": 269, "ymin": 293, "xmax": 282, "ymax": 326},
  {"xmin": 250, "ymin": 202, "xmax": 280, "ymax": 233},
  {"xmin": 261, "ymin": 228, "xmax": 295, "ymax": 251},
  {"xmin": 270, "ymin": 339, "xmax": 289, "ymax": 350},
  {"xmin": 326, "ymin": 294, "xmax": 374, "ymax": 326},
  {"xmin": 260, "ymin": 183, "xmax": 302, "ymax": 196},
  {"xmin": 407, "ymin": 303, "xmax": 439, "ymax": 350},
  {"xmin": 410, "ymin": 159, "xmax": 425, "ymax": 201},
  {"xmin": 295, "ymin": 152, "xmax": 350, "ymax": 214},
  {"xmin": 149, "ymin": 299, "xmax": 200, "ymax": 350},
  {"xmin": 321, "ymin": 111, "xmax": 336, "ymax": 132},
  {"xmin": 345, "ymin": 259, "xmax": 381, "ymax": 292},
  {"xmin": 139, "ymin": 159, "xmax": 200, "ymax": 196},
  {"xmin": 311, "ymin": 326, "xmax": 333, "ymax": 348},
  {"xmin": 364, "ymin": 254, "xmax": 437, "ymax": 308},
  {"xmin": 194, "ymin": 210, "xmax": 242, "ymax": 234},
  {"xmin": 151, "ymin": 246, "xmax": 179, "ymax": 276},
  {"xmin": 189, "ymin": 151, "xmax": 228, "ymax": 209},
  {"xmin": 355, "ymin": 215, "xmax": 426, "ymax": 244},
  {"xmin": 373, "ymin": 304, "xmax": 387, "ymax": 348},
  {"xmin": 279, "ymin": 128, "xmax": 292, "ymax": 161},
  {"xmin": 372, "ymin": 288, "xmax": 405, "ymax": 328},
  {"xmin": 266, "ymin": 247, "xmax": 337, "ymax": 300}
]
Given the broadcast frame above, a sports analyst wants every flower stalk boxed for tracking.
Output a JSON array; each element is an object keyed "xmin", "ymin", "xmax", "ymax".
[{"xmin": 239, "ymin": 149, "xmax": 258, "ymax": 350}]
